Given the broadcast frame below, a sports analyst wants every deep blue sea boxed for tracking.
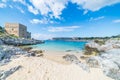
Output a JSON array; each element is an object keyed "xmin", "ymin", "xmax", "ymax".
[{"xmin": 32, "ymin": 40, "xmax": 87, "ymax": 53}]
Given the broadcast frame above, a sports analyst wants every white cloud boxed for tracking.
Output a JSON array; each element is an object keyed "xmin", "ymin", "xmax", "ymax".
[
  {"xmin": 48, "ymin": 26, "xmax": 80, "ymax": 32},
  {"xmin": 32, "ymin": 33, "xmax": 54, "ymax": 40},
  {"xmin": 16, "ymin": 6, "xmax": 25, "ymax": 13},
  {"xmin": 2, "ymin": 0, "xmax": 120, "ymax": 20},
  {"xmin": 30, "ymin": 18, "xmax": 55, "ymax": 24},
  {"xmin": 29, "ymin": 0, "xmax": 68, "ymax": 19},
  {"xmin": 113, "ymin": 19, "xmax": 120, "ymax": 23},
  {"xmin": 71, "ymin": 0, "xmax": 120, "ymax": 11},
  {"xmin": 2, "ymin": 0, "xmax": 7, "ymax": 3},
  {"xmin": 0, "ymin": 3, "xmax": 6, "ymax": 8},
  {"xmin": 30, "ymin": 19, "xmax": 42, "ymax": 24},
  {"xmin": 27, "ymin": 5, "xmax": 39, "ymax": 15},
  {"xmin": 83, "ymin": 10, "xmax": 88, "ymax": 15},
  {"xmin": 27, "ymin": 0, "xmax": 120, "ymax": 19},
  {"xmin": 9, "ymin": 5, "xmax": 13, "ymax": 8},
  {"xmin": 89, "ymin": 16, "xmax": 105, "ymax": 21},
  {"xmin": 13, "ymin": 0, "xmax": 26, "ymax": 5}
]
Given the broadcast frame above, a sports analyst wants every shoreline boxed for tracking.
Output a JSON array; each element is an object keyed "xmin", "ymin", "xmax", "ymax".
[
  {"xmin": 1, "ymin": 38, "xmax": 120, "ymax": 80},
  {"xmin": 0, "ymin": 45, "xmax": 112, "ymax": 80},
  {"xmin": 0, "ymin": 54, "xmax": 113, "ymax": 80}
]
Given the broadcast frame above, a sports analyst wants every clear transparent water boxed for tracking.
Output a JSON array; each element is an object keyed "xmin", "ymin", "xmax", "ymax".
[{"xmin": 31, "ymin": 40, "xmax": 87, "ymax": 53}]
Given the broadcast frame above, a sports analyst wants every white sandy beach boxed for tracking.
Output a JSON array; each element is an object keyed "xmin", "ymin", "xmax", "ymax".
[{"xmin": 0, "ymin": 53, "xmax": 113, "ymax": 80}]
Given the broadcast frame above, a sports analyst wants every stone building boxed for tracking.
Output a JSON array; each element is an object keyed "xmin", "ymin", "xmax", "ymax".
[
  {"xmin": 27, "ymin": 32, "xmax": 31, "ymax": 39},
  {"xmin": 5, "ymin": 23, "xmax": 31, "ymax": 39}
]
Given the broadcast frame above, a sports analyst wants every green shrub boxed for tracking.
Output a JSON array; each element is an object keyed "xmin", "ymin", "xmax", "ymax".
[
  {"xmin": 9, "ymin": 34, "xmax": 18, "ymax": 38},
  {"xmin": 84, "ymin": 45, "xmax": 100, "ymax": 56},
  {"xmin": 94, "ymin": 39, "xmax": 105, "ymax": 45}
]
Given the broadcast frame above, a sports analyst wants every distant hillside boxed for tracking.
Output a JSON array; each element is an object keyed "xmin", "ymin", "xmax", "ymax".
[
  {"xmin": 52, "ymin": 35, "xmax": 120, "ymax": 41},
  {"xmin": 111, "ymin": 35, "xmax": 120, "ymax": 38}
]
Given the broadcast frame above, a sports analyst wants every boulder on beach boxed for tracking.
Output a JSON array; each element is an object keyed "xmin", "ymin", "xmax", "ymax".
[
  {"xmin": 0, "ymin": 45, "xmax": 28, "ymax": 66},
  {"xmin": 0, "ymin": 52, "xmax": 5, "ymax": 61},
  {"xmin": 63, "ymin": 54, "xmax": 90, "ymax": 72},
  {"xmin": 99, "ymin": 44, "xmax": 113, "ymax": 52},
  {"xmin": 84, "ymin": 39, "xmax": 120, "ymax": 55},
  {"xmin": 27, "ymin": 50, "xmax": 44, "ymax": 57},
  {"xmin": 86, "ymin": 48, "xmax": 120, "ymax": 80},
  {"xmin": 84, "ymin": 42, "xmax": 100, "ymax": 55},
  {"xmin": 63, "ymin": 54, "xmax": 78, "ymax": 62},
  {"xmin": 21, "ymin": 47, "xmax": 33, "ymax": 51},
  {"xmin": 94, "ymin": 39, "xmax": 105, "ymax": 45},
  {"xmin": 0, "ymin": 65, "xmax": 22, "ymax": 80},
  {"xmin": 86, "ymin": 57, "xmax": 101, "ymax": 68},
  {"xmin": 84, "ymin": 39, "xmax": 120, "ymax": 80},
  {"xmin": 101, "ymin": 59, "xmax": 120, "ymax": 80}
]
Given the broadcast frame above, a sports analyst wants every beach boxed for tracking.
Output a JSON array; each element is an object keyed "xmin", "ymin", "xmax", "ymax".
[
  {"xmin": 0, "ymin": 52, "xmax": 113, "ymax": 80},
  {"xmin": 1, "ymin": 39, "xmax": 120, "ymax": 80}
]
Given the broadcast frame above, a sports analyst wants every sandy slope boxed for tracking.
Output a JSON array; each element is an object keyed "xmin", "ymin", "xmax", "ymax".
[{"xmin": 0, "ymin": 55, "xmax": 113, "ymax": 80}]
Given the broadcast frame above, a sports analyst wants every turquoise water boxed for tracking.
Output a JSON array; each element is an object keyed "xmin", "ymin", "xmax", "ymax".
[{"xmin": 32, "ymin": 40, "xmax": 87, "ymax": 53}]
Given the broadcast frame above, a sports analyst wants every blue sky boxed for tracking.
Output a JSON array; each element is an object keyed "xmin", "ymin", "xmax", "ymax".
[{"xmin": 0, "ymin": 0, "xmax": 120, "ymax": 40}]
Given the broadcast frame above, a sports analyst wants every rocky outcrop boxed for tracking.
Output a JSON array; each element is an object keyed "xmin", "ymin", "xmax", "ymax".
[
  {"xmin": 63, "ymin": 54, "xmax": 78, "ymax": 62},
  {"xmin": 84, "ymin": 42, "xmax": 100, "ymax": 55},
  {"xmin": 0, "ymin": 45, "xmax": 28, "ymax": 66},
  {"xmin": 63, "ymin": 54, "xmax": 90, "ymax": 72},
  {"xmin": 0, "ymin": 39, "xmax": 3, "ymax": 45},
  {"xmin": 86, "ymin": 57, "xmax": 101, "ymax": 68},
  {"xmin": 86, "ymin": 49, "xmax": 120, "ymax": 80},
  {"xmin": 26, "ymin": 50, "xmax": 44, "ymax": 57},
  {"xmin": 105, "ymin": 39, "xmax": 120, "ymax": 48},
  {"xmin": 0, "ymin": 52, "xmax": 5, "ymax": 61},
  {"xmin": 85, "ymin": 40, "xmax": 120, "ymax": 80},
  {"xmin": 0, "ymin": 37, "xmax": 44, "ymax": 46},
  {"xmin": 84, "ymin": 40, "xmax": 120, "ymax": 55},
  {"xmin": 0, "ymin": 66, "xmax": 22, "ymax": 80},
  {"xmin": 0, "ymin": 45, "xmax": 45, "ymax": 66},
  {"xmin": 22, "ymin": 47, "xmax": 33, "ymax": 51},
  {"xmin": 101, "ymin": 59, "xmax": 120, "ymax": 80}
]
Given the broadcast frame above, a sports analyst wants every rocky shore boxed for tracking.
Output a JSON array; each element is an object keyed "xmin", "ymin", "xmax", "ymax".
[
  {"xmin": 0, "ymin": 38, "xmax": 120, "ymax": 80},
  {"xmin": 0, "ymin": 44, "xmax": 45, "ymax": 80},
  {"xmin": 84, "ymin": 39, "xmax": 120, "ymax": 80},
  {"xmin": 0, "ymin": 36, "xmax": 45, "ymax": 80},
  {"xmin": 0, "ymin": 36, "xmax": 44, "ymax": 46},
  {"xmin": 0, "ymin": 45, "xmax": 26, "ymax": 80},
  {"xmin": 0, "ymin": 51, "xmax": 112, "ymax": 80}
]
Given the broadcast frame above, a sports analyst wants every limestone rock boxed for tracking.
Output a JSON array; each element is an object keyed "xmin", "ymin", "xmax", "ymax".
[
  {"xmin": 0, "ymin": 39, "xmax": 3, "ymax": 45},
  {"xmin": 1, "ymin": 37, "xmax": 44, "ymax": 46},
  {"xmin": 86, "ymin": 57, "xmax": 100, "ymax": 68},
  {"xmin": 0, "ymin": 52, "xmax": 5, "ymax": 61},
  {"xmin": 63, "ymin": 54, "xmax": 78, "ymax": 62},
  {"xmin": 84, "ymin": 42, "xmax": 100, "ymax": 55},
  {"xmin": 63, "ymin": 54, "xmax": 90, "ymax": 72},
  {"xmin": 0, "ymin": 66, "xmax": 22, "ymax": 80},
  {"xmin": 0, "ymin": 45, "xmax": 28, "ymax": 66},
  {"xmin": 101, "ymin": 60, "xmax": 120, "ymax": 80}
]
